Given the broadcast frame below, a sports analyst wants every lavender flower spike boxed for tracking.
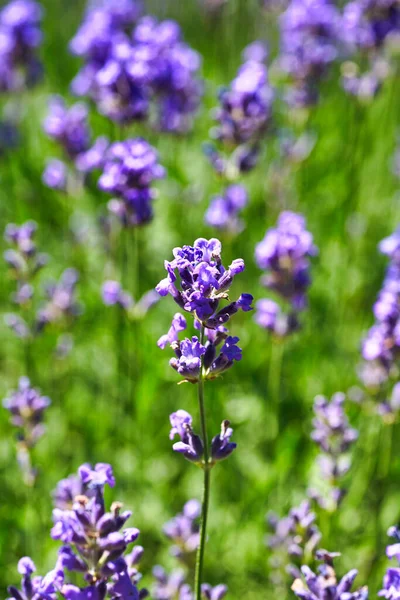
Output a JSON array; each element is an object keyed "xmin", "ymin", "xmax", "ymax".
[
  {"xmin": 211, "ymin": 420, "xmax": 237, "ymax": 462},
  {"xmin": 163, "ymin": 499, "xmax": 200, "ymax": 565},
  {"xmin": 156, "ymin": 237, "xmax": 252, "ymax": 326},
  {"xmin": 169, "ymin": 410, "xmax": 204, "ymax": 463},
  {"xmin": 158, "ymin": 313, "xmax": 187, "ymax": 349},
  {"xmin": 202, "ymin": 584, "xmax": 228, "ymax": 600},
  {"xmin": 102, "ymin": 280, "xmax": 132, "ymax": 309},
  {"xmin": 380, "ymin": 527, "xmax": 400, "ymax": 600},
  {"xmin": 7, "ymin": 557, "xmax": 63, "ymax": 600}
]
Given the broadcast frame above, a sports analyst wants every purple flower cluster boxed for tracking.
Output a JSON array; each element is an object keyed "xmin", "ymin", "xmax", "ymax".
[
  {"xmin": 278, "ymin": 0, "xmax": 340, "ymax": 107},
  {"xmin": 70, "ymin": 3, "xmax": 202, "ymax": 131},
  {"xmin": 0, "ymin": 0, "xmax": 43, "ymax": 92},
  {"xmin": 156, "ymin": 237, "xmax": 252, "ymax": 326},
  {"xmin": 266, "ymin": 501, "xmax": 321, "ymax": 585},
  {"xmin": 255, "ymin": 211, "xmax": 317, "ymax": 336},
  {"xmin": 3, "ymin": 377, "xmax": 51, "ymax": 484},
  {"xmin": 169, "ymin": 410, "xmax": 236, "ymax": 464},
  {"xmin": 37, "ymin": 268, "xmax": 81, "ymax": 331},
  {"xmin": 362, "ymin": 228, "xmax": 400, "ymax": 380},
  {"xmin": 43, "ymin": 96, "xmax": 109, "ymax": 191},
  {"xmin": 102, "ymin": 280, "xmax": 159, "ymax": 318},
  {"xmin": 49, "ymin": 463, "xmax": 146, "ymax": 600},
  {"xmin": 4, "ymin": 220, "xmax": 47, "ymax": 280},
  {"xmin": 98, "ymin": 138, "xmax": 165, "ymax": 227},
  {"xmin": 152, "ymin": 566, "xmax": 227, "ymax": 600},
  {"xmin": 310, "ymin": 392, "xmax": 358, "ymax": 509},
  {"xmin": 204, "ymin": 184, "xmax": 248, "ymax": 233},
  {"xmin": 7, "ymin": 557, "xmax": 62, "ymax": 600},
  {"xmin": 205, "ymin": 41, "xmax": 272, "ymax": 178},
  {"xmin": 380, "ymin": 526, "xmax": 400, "ymax": 600},
  {"xmin": 291, "ymin": 550, "xmax": 368, "ymax": 600}
]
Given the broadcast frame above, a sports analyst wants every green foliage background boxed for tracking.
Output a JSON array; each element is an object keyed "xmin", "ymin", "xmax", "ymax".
[{"xmin": 1, "ymin": 0, "xmax": 400, "ymax": 598}]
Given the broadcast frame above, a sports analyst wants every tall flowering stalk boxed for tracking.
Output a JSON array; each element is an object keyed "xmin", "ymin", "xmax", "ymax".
[
  {"xmin": 379, "ymin": 526, "xmax": 400, "ymax": 599},
  {"xmin": 156, "ymin": 237, "xmax": 252, "ymax": 599}
]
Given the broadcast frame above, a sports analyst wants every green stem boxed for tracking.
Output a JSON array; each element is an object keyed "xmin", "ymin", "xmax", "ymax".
[
  {"xmin": 195, "ymin": 326, "xmax": 211, "ymax": 600},
  {"xmin": 268, "ymin": 339, "xmax": 284, "ymax": 440}
]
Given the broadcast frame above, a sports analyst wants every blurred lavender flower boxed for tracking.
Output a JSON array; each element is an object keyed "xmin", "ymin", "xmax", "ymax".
[
  {"xmin": 52, "ymin": 462, "xmax": 143, "ymax": 597},
  {"xmin": 3, "ymin": 377, "xmax": 50, "ymax": 485},
  {"xmin": 163, "ymin": 499, "xmax": 200, "ymax": 566},
  {"xmin": 43, "ymin": 96, "xmax": 91, "ymax": 159},
  {"xmin": 201, "ymin": 584, "xmax": 228, "ymax": 600},
  {"xmin": 42, "ymin": 159, "xmax": 68, "ymax": 191},
  {"xmin": 102, "ymin": 280, "xmax": 132, "ymax": 309},
  {"xmin": 4, "ymin": 220, "xmax": 48, "ymax": 279},
  {"xmin": 205, "ymin": 184, "xmax": 248, "ymax": 233},
  {"xmin": 278, "ymin": 0, "xmax": 340, "ymax": 107},
  {"xmin": 99, "ymin": 138, "xmax": 165, "ymax": 227},
  {"xmin": 152, "ymin": 566, "xmax": 193, "ymax": 600},
  {"xmin": 255, "ymin": 211, "xmax": 317, "ymax": 336},
  {"xmin": 7, "ymin": 557, "xmax": 63, "ymax": 600},
  {"xmin": 267, "ymin": 500, "xmax": 321, "ymax": 585},
  {"xmin": 206, "ymin": 41, "xmax": 272, "ymax": 178},
  {"xmin": 156, "ymin": 237, "xmax": 252, "ymax": 326},
  {"xmin": 310, "ymin": 392, "xmax": 358, "ymax": 509},
  {"xmin": 291, "ymin": 550, "xmax": 368, "ymax": 600},
  {"xmin": 37, "ymin": 268, "xmax": 81, "ymax": 330},
  {"xmin": 380, "ymin": 526, "xmax": 400, "ymax": 600},
  {"xmin": 0, "ymin": 0, "xmax": 43, "ymax": 92}
]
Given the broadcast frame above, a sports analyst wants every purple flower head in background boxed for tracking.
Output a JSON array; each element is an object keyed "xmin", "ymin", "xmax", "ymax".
[
  {"xmin": 310, "ymin": 392, "xmax": 358, "ymax": 509},
  {"xmin": 255, "ymin": 211, "xmax": 317, "ymax": 311},
  {"xmin": 37, "ymin": 268, "xmax": 81, "ymax": 330},
  {"xmin": 361, "ymin": 228, "xmax": 400, "ymax": 383},
  {"xmin": 4, "ymin": 220, "xmax": 48, "ymax": 279},
  {"xmin": 99, "ymin": 138, "xmax": 165, "ymax": 227},
  {"xmin": 202, "ymin": 584, "xmax": 228, "ymax": 600},
  {"xmin": 278, "ymin": 0, "xmax": 340, "ymax": 107},
  {"xmin": 152, "ymin": 566, "xmax": 192, "ymax": 600},
  {"xmin": 51, "ymin": 463, "xmax": 141, "ymax": 594},
  {"xmin": 169, "ymin": 409, "xmax": 204, "ymax": 462},
  {"xmin": 205, "ymin": 184, "xmax": 248, "ymax": 233},
  {"xmin": 0, "ymin": 0, "xmax": 43, "ymax": 92},
  {"xmin": 43, "ymin": 96, "xmax": 91, "ymax": 159},
  {"xmin": 162, "ymin": 499, "xmax": 200, "ymax": 565},
  {"xmin": 7, "ymin": 557, "xmax": 63, "ymax": 600},
  {"xmin": 291, "ymin": 551, "xmax": 368, "ymax": 600},
  {"xmin": 380, "ymin": 526, "xmax": 400, "ymax": 600},
  {"xmin": 211, "ymin": 420, "xmax": 237, "ymax": 462},
  {"xmin": 102, "ymin": 280, "xmax": 133, "ymax": 309},
  {"xmin": 42, "ymin": 159, "xmax": 68, "ymax": 191},
  {"xmin": 156, "ymin": 237, "xmax": 252, "ymax": 328},
  {"xmin": 266, "ymin": 500, "xmax": 321, "ymax": 584},
  {"xmin": 254, "ymin": 298, "xmax": 299, "ymax": 337}
]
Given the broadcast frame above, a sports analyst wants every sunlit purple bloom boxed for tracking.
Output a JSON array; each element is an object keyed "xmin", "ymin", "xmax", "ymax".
[
  {"xmin": 78, "ymin": 462, "xmax": 116, "ymax": 488},
  {"xmin": 158, "ymin": 313, "xmax": 187, "ymax": 349},
  {"xmin": 169, "ymin": 410, "xmax": 204, "ymax": 462},
  {"xmin": 291, "ymin": 551, "xmax": 368, "ymax": 600},
  {"xmin": 3, "ymin": 376, "xmax": 50, "ymax": 446},
  {"xmin": 42, "ymin": 159, "xmax": 67, "ymax": 191},
  {"xmin": 201, "ymin": 584, "xmax": 228, "ymax": 600},
  {"xmin": 152, "ymin": 566, "xmax": 192, "ymax": 600},
  {"xmin": 205, "ymin": 184, "xmax": 248, "ymax": 233},
  {"xmin": 211, "ymin": 420, "xmax": 236, "ymax": 461},
  {"xmin": 43, "ymin": 97, "xmax": 91, "ymax": 159},
  {"xmin": 75, "ymin": 136, "xmax": 109, "ymax": 173},
  {"xmin": 156, "ymin": 237, "xmax": 252, "ymax": 327}
]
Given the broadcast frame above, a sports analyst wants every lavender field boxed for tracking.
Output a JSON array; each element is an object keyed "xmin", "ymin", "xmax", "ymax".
[{"xmin": 1, "ymin": 0, "xmax": 400, "ymax": 599}]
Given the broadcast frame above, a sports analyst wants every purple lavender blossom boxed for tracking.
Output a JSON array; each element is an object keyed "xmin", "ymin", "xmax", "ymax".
[
  {"xmin": 380, "ymin": 527, "xmax": 400, "ymax": 600},
  {"xmin": 99, "ymin": 138, "xmax": 164, "ymax": 227},
  {"xmin": 278, "ymin": 0, "xmax": 340, "ymax": 107},
  {"xmin": 205, "ymin": 184, "xmax": 248, "ymax": 233},
  {"xmin": 254, "ymin": 298, "xmax": 299, "ymax": 337},
  {"xmin": 3, "ymin": 377, "xmax": 50, "ymax": 485},
  {"xmin": 255, "ymin": 211, "xmax": 317, "ymax": 311},
  {"xmin": 4, "ymin": 220, "xmax": 48, "ymax": 278},
  {"xmin": 152, "ymin": 566, "xmax": 192, "ymax": 600},
  {"xmin": 156, "ymin": 237, "xmax": 252, "ymax": 326},
  {"xmin": 7, "ymin": 558, "xmax": 63, "ymax": 600},
  {"xmin": 52, "ymin": 473, "xmax": 93, "ymax": 511},
  {"xmin": 361, "ymin": 228, "xmax": 400, "ymax": 380},
  {"xmin": 102, "ymin": 280, "xmax": 132, "ymax": 309},
  {"xmin": 169, "ymin": 410, "xmax": 204, "ymax": 462},
  {"xmin": 310, "ymin": 392, "xmax": 358, "ymax": 509},
  {"xmin": 201, "ymin": 584, "xmax": 228, "ymax": 600},
  {"xmin": 52, "ymin": 463, "xmax": 141, "ymax": 594},
  {"xmin": 43, "ymin": 97, "xmax": 91, "ymax": 159},
  {"xmin": 267, "ymin": 500, "xmax": 321, "ymax": 584},
  {"xmin": 42, "ymin": 159, "xmax": 68, "ymax": 191},
  {"xmin": 0, "ymin": 0, "xmax": 43, "ymax": 92},
  {"xmin": 158, "ymin": 313, "xmax": 187, "ymax": 349},
  {"xmin": 37, "ymin": 268, "xmax": 81, "ymax": 330},
  {"xmin": 291, "ymin": 551, "xmax": 368, "ymax": 600},
  {"xmin": 210, "ymin": 420, "xmax": 236, "ymax": 461},
  {"xmin": 162, "ymin": 499, "xmax": 200, "ymax": 565}
]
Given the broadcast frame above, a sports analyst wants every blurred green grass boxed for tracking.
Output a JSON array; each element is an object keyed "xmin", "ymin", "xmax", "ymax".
[{"xmin": 1, "ymin": 0, "xmax": 400, "ymax": 598}]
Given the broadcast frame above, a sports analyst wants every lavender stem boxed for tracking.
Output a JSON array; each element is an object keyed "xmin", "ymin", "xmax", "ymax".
[{"xmin": 195, "ymin": 325, "xmax": 211, "ymax": 600}]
